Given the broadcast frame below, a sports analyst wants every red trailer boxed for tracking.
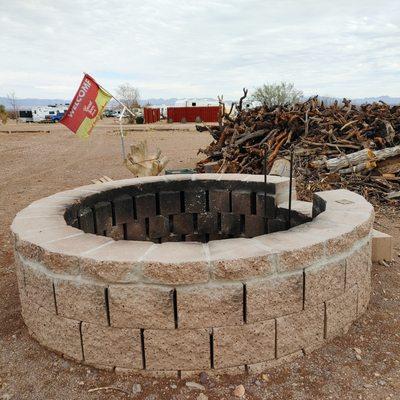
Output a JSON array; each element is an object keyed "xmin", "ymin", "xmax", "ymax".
[
  {"xmin": 167, "ymin": 106, "xmax": 220, "ymax": 123},
  {"xmin": 144, "ymin": 108, "xmax": 161, "ymax": 124}
]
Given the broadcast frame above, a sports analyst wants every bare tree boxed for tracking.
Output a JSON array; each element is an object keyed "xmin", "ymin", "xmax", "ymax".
[
  {"xmin": 251, "ymin": 82, "xmax": 303, "ymax": 107},
  {"xmin": 7, "ymin": 92, "xmax": 19, "ymax": 122},
  {"xmin": 116, "ymin": 83, "xmax": 140, "ymax": 123}
]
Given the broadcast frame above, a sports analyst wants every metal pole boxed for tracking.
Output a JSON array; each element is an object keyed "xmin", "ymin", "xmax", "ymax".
[
  {"xmin": 287, "ymin": 149, "xmax": 294, "ymax": 229},
  {"xmin": 263, "ymin": 146, "xmax": 268, "ymax": 234},
  {"xmin": 119, "ymin": 106, "xmax": 127, "ymax": 160}
]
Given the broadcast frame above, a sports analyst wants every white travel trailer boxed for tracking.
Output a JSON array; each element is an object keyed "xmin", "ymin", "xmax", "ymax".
[
  {"xmin": 19, "ymin": 104, "xmax": 70, "ymax": 122},
  {"xmin": 174, "ymin": 98, "xmax": 219, "ymax": 107}
]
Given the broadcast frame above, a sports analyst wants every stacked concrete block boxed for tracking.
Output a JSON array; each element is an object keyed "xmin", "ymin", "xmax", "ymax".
[{"xmin": 11, "ymin": 174, "xmax": 374, "ymax": 376}]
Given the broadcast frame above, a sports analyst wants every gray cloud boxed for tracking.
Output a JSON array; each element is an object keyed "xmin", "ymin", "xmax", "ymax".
[{"xmin": 0, "ymin": 0, "xmax": 399, "ymax": 99}]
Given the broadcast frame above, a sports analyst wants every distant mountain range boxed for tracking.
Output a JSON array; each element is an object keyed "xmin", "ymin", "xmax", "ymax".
[{"xmin": 1, "ymin": 95, "xmax": 399, "ymax": 109}]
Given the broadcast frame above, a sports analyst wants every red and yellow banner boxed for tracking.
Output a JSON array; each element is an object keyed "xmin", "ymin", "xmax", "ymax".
[{"xmin": 61, "ymin": 74, "xmax": 111, "ymax": 138}]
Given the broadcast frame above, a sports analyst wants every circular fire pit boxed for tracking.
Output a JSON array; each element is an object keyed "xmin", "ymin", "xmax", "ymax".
[{"xmin": 11, "ymin": 174, "xmax": 373, "ymax": 377}]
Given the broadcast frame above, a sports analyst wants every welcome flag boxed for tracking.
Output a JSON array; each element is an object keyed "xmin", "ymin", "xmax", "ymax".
[{"xmin": 61, "ymin": 74, "xmax": 112, "ymax": 138}]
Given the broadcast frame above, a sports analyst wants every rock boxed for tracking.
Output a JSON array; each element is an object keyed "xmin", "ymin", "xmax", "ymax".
[
  {"xmin": 233, "ymin": 384, "xmax": 245, "ymax": 398},
  {"xmin": 78, "ymin": 381, "xmax": 84, "ymax": 386},
  {"xmin": 378, "ymin": 380, "xmax": 386, "ymax": 386},
  {"xmin": 60, "ymin": 360, "xmax": 70, "ymax": 369},
  {"xmin": 132, "ymin": 383, "xmax": 142, "ymax": 395},
  {"xmin": 170, "ymin": 384, "xmax": 177, "ymax": 389},
  {"xmin": 197, "ymin": 394, "xmax": 208, "ymax": 400},
  {"xmin": 145, "ymin": 395, "xmax": 157, "ymax": 400},
  {"xmin": 355, "ymin": 354, "xmax": 362, "ymax": 361},
  {"xmin": 254, "ymin": 380, "xmax": 261, "ymax": 386},
  {"xmin": 353, "ymin": 347, "xmax": 362, "ymax": 355},
  {"xmin": 199, "ymin": 372, "xmax": 209, "ymax": 385},
  {"xmin": 363, "ymin": 383, "xmax": 374, "ymax": 388},
  {"xmin": 185, "ymin": 382, "xmax": 205, "ymax": 391},
  {"xmin": 261, "ymin": 374, "xmax": 270, "ymax": 382}
]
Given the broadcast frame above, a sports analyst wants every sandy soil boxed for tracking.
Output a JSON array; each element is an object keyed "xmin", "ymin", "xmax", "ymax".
[{"xmin": 0, "ymin": 120, "xmax": 400, "ymax": 400}]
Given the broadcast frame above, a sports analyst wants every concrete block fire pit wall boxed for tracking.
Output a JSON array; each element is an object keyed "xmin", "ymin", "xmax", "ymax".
[{"xmin": 11, "ymin": 174, "xmax": 374, "ymax": 377}]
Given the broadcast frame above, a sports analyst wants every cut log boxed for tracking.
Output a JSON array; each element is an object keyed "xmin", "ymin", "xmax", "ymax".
[
  {"xmin": 317, "ymin": 145, "xmax": 400, "ymax": 171},
  {"xmin": 269, "ymin": 158, "xmax": 291, "ymax": 177}
]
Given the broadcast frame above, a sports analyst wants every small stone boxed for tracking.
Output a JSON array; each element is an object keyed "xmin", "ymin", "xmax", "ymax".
[
  {"xmin": 132, "ymin": 383, "xmax": 142, "ymax": 395},
  {"xmin": 254, "ymin": 380, "xmax": 261, "ymax": 386},
  {"xmin": 60, "ymin": 360, "xmax": 70, "ymax": 370},
  {"xmin": 170, "ymin": 384, "xmax": 177, "ymax": 389},
  {"xmin": 233, "ymin": 384, "xmax": 245, "ymax": 398},
  {"xmin": 378, "ymin": 380, "xmax": 386, "ymax": 386},
  {"xmin": 199, "ymin": 372, "xmax": 209, "ymax": 385},
  {"xmin": 197, "ymin": 394, "xmax": 208, "ymax": 400},
  {"xmin": 374, "ymin": 372, "xmax": 381, "ymax": 377},
  {"xmin": 78, "ymin": 381, "xmax": 84, "ymax": 386},
  {"xmin": 261, "ymin": 374, "xmax": 270, "ymax": 382},
  {"xmin": 354, "ymin": 347, "xmax": 362, "ymax": 355},
  {"xmin": 185, "ymin": 382, "xmax": 205, "ymax": 391},
  {"xmin": 363, "ymin": 384, "xmax": 373, "ymax": 388},
  {"xmin": 356, "ymin": 354, "xmax": 362, "ymax": 361},
  {"xmin": 145, "ymin": 395, "xmax": 157, "ymax": 400}
]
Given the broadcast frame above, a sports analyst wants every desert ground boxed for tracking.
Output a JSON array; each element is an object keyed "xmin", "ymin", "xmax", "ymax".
[{"xmin": 0, "ymin": 119, "xmax": 400, "ymax": 400}]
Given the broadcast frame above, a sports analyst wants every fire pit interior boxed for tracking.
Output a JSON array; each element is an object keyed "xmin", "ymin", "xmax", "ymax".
[
  {"xmin": 64, "ymin": 174, "xmax": 307, "ymax": 243},
  {"xmin": 12, "ymin": 174, "xmax": 374, "ymax": 377}
]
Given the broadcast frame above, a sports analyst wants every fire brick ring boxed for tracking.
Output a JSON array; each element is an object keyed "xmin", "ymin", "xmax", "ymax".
[{"xmin": 11, "ymin": 174, "xmax": 374, "ymax": 377}]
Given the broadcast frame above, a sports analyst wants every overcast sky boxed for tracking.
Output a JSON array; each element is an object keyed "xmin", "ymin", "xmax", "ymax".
[{"xmin": 1, "ymin": 0, "xmax": 399, "ymax": 100}]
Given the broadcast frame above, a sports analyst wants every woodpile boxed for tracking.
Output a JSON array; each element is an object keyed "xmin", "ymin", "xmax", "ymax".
[{"xmin": 197, "ymin": 93, "xmax": 400, "ymax": 204}]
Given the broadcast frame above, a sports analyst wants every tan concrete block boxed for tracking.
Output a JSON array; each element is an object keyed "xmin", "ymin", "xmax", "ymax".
[
  {"xmin": 326, "ymin": 285, "xmax": 358, "ymax": 339},
  {"xmin": 41, "ymin": 233, "xmax": 113, "ymax": 274},
  {"xmin": 142, "ymin": 242, "xmax": 209, "ymax": 285},
  {"xmin": 324, "ymin": 228, "xmax": 358, "ymax": 256},
  {"xmin": 357, "ymin": 273, "xmax": 371, "ymax": 315},
  {"xmin": 15, "ymin": 240, "xmax": 45, "ymax": 264},
  {"xmin": 177, "ymin": 283, "xmax": 243, "ymax": 329},
  {"xmin": 24, "ymin": 264, "xmax": 56, "ymax": 312},
  {"xmin": 247, "ymin": 350, "xmax": 304, "ymax": 374},
  {"xmin": 145, "ymin": 328, "xmax": 210, "ymax": 371},
  {"xmin": 257, "ymin": 231, "xmax": 324, "ymax": 272},
  {"xmin": 54, "ymin": 280, "xmax": 108, "ymax": 325},
  {"xmin": 246, "ymin": 272, "xmax": 303, "ymax": 322},
  {"xmin": 80, "ymin": 241, "xmax": 153, "ymax": 283},
  {"xmin": 305, "ymin": 261, "xmax": 345, "ymax": 306},
  {"xmin": 22, "ymin": 303, "xmax": 82, "ymax": 360},
  {"xmin": 109, "ymin": 284, "xmax": 174, "ymax": 329},
  {"xmin": 346, "ymin": 242, "xmax": 372, "ymax": 289},
  {"xmin": 15, "ymin": 226, "xmax": 82, "ymax": 263},
  {"xmin": 277, "ymin": 305, "xmax": 324, "ymax": 357},
  {"xmin": 213, "ymin": 320, "xmax": 275, "ymax": 368},
  {"xmin": 279, "ymin": 241, "xmax": 324, "ymax": 272},
  {"xmin": 209, "ymin": 238, "xmax": 274, "ymax": 280},
  {"xmin": 11, "ymin": 215, "xmax": 66, "ymax": 237},
  {"xmin": 81, "ymin": 323, "xmax": 142, "ymax": 369},
  {"xmin": 14, "ymin": 256, "xmax": 26, "ymax": 297},
  {"xmin": 372, "ymin": 229, "xmax": 393, "ymax": 262}
]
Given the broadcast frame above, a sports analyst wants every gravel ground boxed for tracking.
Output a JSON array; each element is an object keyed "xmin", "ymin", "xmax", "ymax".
[{"xmin": 0, "ymin": 120, "xmax": 399, "ymax": 400}]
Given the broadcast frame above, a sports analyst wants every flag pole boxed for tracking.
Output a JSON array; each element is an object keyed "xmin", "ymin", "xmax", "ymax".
[{"xmin": 100, "ymin": 90, "xmax": 136, "ymax": 163}]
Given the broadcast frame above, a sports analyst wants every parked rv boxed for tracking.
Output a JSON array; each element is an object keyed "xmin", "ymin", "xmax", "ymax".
[{"xmin": 19, "ymin": 104, "xmax": 69, "ymax": 122}]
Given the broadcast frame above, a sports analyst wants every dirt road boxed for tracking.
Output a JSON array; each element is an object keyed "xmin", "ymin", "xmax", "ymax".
[{"xmin": 1, "ymin": 120, "xmax": 400, "ymax": 399}]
